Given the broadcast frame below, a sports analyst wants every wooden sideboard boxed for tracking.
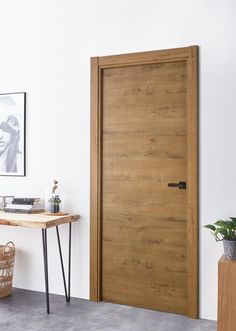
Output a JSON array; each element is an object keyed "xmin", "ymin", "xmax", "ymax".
[{"xmin": 218, "ymin": 256, "xmax": 236, "ymax": 331}]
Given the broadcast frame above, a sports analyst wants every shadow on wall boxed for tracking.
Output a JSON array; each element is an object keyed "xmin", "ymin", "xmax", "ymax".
[{"xmin": 14, "ymin": 248, "xmax": 31, "ymax": 286}]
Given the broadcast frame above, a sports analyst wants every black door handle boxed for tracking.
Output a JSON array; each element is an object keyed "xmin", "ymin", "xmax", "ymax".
[{"xmin": 168, "ymin": 181, "xmax": 187, "ymax": 190}]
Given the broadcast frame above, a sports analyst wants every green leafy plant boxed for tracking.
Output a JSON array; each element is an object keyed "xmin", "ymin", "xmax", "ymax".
[
  {"xmin": 204, "ymin": 218, "xmax": 236, "ymax": 241},
  {"xmin": 49, "ymin": 195, "xmax": 61, "ymax": 205}
]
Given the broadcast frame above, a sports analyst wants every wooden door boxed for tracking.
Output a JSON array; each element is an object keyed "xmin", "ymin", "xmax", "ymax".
[{"xmin": 90, "ymin": 47, "xmax": 198, "ymax": 318}]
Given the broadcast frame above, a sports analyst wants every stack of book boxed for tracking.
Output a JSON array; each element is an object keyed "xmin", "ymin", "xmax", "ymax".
[{"xmin": 4, "ymin": 198, "xmax": 44, "ymax": 214}]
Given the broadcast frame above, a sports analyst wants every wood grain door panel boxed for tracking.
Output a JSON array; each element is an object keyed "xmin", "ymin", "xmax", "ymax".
[
  {"xmin": 90, "ymin": 47, "xmax": 198, "ymax": 318},
  {"xmin": 102, "ymin": 61, "xmax": 187, "ymax": 314}
]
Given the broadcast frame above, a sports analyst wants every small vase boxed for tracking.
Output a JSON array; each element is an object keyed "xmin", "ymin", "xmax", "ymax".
[
  {"xmin": 223, "ymin": 240, "xmax": 236, "ymax": 260},
  {"xmin": 50, "ymin": 204, "xmax": 60, "ymax": 213}
]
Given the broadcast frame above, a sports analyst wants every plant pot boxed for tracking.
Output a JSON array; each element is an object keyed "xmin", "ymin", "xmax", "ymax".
[
  {"xmin": 223, "ymin": 240, "xmax": 236, "ymax": 260},
  {"xmin": 50, "ymin": 204, "xmax": 60, "ymax": 213}
]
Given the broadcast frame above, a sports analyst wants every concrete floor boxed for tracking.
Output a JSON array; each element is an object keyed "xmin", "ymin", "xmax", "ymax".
[{"xmin": 0, "ymin": 288, "xmax": 216, "ymax": 331}]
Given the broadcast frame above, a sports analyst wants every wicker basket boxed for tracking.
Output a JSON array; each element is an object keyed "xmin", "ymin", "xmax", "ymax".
[{"xmin": 0, "ymin": 242, "xmax": 15, "ymax": 298}]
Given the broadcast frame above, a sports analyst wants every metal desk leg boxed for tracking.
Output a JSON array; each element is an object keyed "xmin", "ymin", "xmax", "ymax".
[
  {"xmin": 42, "ymin": 229, "xmax": 50, "ymax": 314},
  {"xmin": 56, "ymin": 222, "xmax": 72, "ymax": 302},
  {"xmin": 68, "ymin": 222, "xmax": 72, "ymax": 302}
]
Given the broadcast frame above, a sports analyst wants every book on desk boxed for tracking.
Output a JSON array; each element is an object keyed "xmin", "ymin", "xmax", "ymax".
[{"xmin": 4, "ymin": 197, "xmax": 44, "ymax": 214}]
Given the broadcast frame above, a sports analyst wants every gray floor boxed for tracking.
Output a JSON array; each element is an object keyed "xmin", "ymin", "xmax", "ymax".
[{"xmin": 0, "ymin": 288, "xmax": 216, "ymax": 331}]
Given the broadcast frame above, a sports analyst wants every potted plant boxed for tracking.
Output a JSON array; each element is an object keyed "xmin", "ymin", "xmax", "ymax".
[
  {"xmin": 204, "ymin": 218, "xmax": 236, "ymax": 260},
  {"xmin": 48, "ymin": 180, "xmax": 61, "ymax": 213}
]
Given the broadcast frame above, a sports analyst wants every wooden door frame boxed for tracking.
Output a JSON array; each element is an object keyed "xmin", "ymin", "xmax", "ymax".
[{"xmin": 90, "ymin": 46, "xmax": 199, "ymax": 318}]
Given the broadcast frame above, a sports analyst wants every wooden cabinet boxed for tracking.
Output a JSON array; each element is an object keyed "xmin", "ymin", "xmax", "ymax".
[{"xmin": 218, "ymin": 256, "xmax": 236, "ymax": 331}]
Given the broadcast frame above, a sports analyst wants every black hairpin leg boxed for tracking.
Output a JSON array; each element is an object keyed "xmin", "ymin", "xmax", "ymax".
[
  {"xmin": 42, "ymin": 229, "xmax": 50, "ymax": 314},
  {"xmin": 56, "ymin": 222, "xmax": 72, "ymax": 302}
]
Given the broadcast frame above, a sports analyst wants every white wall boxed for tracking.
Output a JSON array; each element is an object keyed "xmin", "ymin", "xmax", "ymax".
[{"xmin": 0, "ymin": 0, "xmax": 235, "ymax": 321}]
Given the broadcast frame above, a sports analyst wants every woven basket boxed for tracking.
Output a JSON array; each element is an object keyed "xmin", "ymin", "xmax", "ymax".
[{"xmin": 0, "ymin": 242, "xmax": 15, "ymax": 298}]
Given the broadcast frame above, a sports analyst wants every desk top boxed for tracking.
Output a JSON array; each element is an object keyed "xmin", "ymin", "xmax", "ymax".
[{"xmin": 0, "ymin": 211, "xmax": 80, "ymax": 229}]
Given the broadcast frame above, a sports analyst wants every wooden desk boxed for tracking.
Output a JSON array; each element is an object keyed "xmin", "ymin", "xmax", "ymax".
[
  {"xmin": 0, "ymin": 211, "xmax": 80, "ymax": 314},
  {"xmin": 218, "ymin": 256, "xmax": 236, "ymax": 331}
]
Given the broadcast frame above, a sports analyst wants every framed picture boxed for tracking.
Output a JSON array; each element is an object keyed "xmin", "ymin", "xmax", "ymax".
[{"xmin": 0, "ymin": 92, "xmax": 26, "ymax": 176}]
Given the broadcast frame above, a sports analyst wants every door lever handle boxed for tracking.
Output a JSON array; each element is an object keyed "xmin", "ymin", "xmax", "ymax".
[{"xmin": 168, "ymin": 181, "xmax": 187, "ymax": 190}]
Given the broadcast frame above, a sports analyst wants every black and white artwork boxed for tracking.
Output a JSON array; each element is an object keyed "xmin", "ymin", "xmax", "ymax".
[{"xmin": 0, "ymin": 92, "xmax": 26, "ymax": 176}]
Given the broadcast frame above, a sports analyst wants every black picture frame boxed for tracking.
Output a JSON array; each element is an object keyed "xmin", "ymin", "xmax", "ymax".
[{"xmin": 0, "ymin": 92, "xmax": 26, "ymax": 176}]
